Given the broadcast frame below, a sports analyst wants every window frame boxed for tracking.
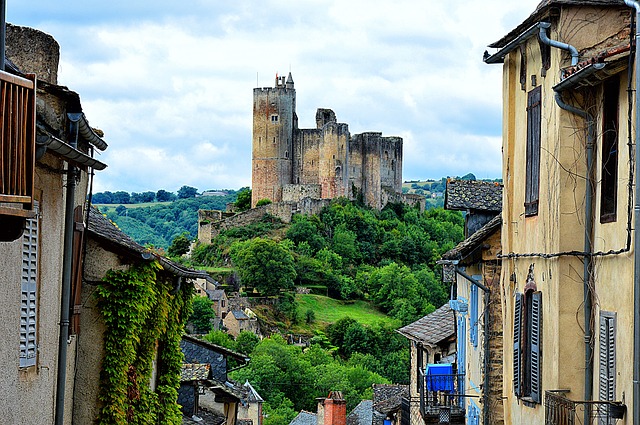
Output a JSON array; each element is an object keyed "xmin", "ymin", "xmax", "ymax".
[
  {"xmin": 600, "ymin": 77, "xmax": 620, "ymax": 223},
  {"xmin": 525, "ymin": 86, "xmax": 542, "ymax": 217}
]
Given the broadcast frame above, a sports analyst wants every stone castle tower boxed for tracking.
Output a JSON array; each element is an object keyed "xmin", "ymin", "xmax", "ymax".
[{"xmin": 251, "ymin": 72, "xmax": 408, "ymax": 210}]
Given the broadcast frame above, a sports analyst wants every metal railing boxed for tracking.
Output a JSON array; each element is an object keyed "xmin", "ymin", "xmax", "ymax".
[
  {"xmin": 0, "ymin": 70, "xmax": 36, "ymax": 214},
  {"xmin": 545, "ymin": 391, "xmax": 626, "ymax": 425},
  {"xmin": 419, "ymin": 372, "xmax": 467, "ymax": 417}
]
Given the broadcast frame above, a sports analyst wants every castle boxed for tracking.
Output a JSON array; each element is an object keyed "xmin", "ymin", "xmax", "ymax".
[{"xmin": 251, "ymin": 72, "xmax": 419, "ymax": 210}]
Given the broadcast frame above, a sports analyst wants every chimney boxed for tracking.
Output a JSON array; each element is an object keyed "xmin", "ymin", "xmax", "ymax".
[{"xmin": 317, "ymin": 391, "xmax": 346, "ymax": 425}]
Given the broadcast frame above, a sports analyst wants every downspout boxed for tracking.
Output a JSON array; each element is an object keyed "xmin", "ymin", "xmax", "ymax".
[
  {"xmin": 54, "ymin": 115, "xmax": 81, "ymax": 425},
  {"xmin": 455, "ymin": 267, "xmax": 490, "ymax": 425},
  {"xmin": 624, "ymin": 2, "xmax": 640, "ymax": 424},
  {"xmin": 554, "ymin": 91, "xmax": 596, "ymax": 422},
  {"xmin": 538, "ymin": 23, "xmax": 596, "ymax": 420}
]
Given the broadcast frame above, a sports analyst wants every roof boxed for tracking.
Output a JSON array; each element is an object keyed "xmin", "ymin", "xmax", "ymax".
[
  {"xmin": 205, "ymin": 377, "xmax": 246, "ymax": 401},
  {"xmin": 243, "ymin": 380, "xmax": 264, "ymax": 403},
  {"xmin": 441, "ymin": 214, "xmax": 502, "ymax": 261},
  {"xmin": 207, "ymin": 289, "xmax": 227, "ymax": 300},
  {"xmin": 230, "ymin": 310, "xmax": 249, "ymax": 320},
  {"xmin": 489, "ymin": 0, "xmax": 626, "ymax": 48},
  {"xmin": 181, "ymin": 407, "xmax": 225, "ymax": 425},
  {"xmin": 372, "ymin": 384, "xmax": 408, "ymax": 415},
  {"xmin": 182, "ymin": 334, "xmax": 250, "ymax": 363},
  {"xmin": 180, "ymin": 363, "xmax": 211, "ymax": 381},
  {"xmin": 87, "ymin": 207, "xmax": 217, "ymax": 285},
  {"xmin": 289, "ymin": 411, "xmax": 317, "ymax": 425},
  {"xmin": 397, "ymin": 304, "xmax": 456, "ymax": 347},
  {"xmin": 444, "ymin": 180, "xmax": 502, "ymax": 212},
  {"xmin": 347, "ymin": 400, "xmax": 373, "ymax": 425}
]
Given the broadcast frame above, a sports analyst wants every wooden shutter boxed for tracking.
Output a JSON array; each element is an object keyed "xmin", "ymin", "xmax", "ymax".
[
  {"xmin": 20, "ymin": 201, "xmax": 38, "ymax": 368},
  {"xmin": 70, "ymin": 206, "xmax": 85, "ymax": 334},
  {"xmin": 513, "ymin": 293, "xmax": 523, "ymax": 397},
  {"xmin": 525, "ymin": 86, "xmax": 542, "ymax": 216},
  {"xmin": 530, "ymin": 292, "xmax": 543, "ymax": 403},
  {"xmin": 598, "ymin": 313, "xmax": 616, "ymax": 403},
  {"xmin": 470, "ymin": 284, "xmax": 478, "ymax": 348}
]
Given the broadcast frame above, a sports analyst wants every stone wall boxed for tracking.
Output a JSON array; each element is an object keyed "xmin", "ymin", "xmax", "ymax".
[
  {"xmin": 282, "ymin": 183, "xmax": 322, "ymax": 202},
  {"xmin": 484, "ymin": 260, "xmax": 504, "ymax": 425},
  {"xmin": 180, "ymin": 339, "xmax": 227, "ymax": 382}
]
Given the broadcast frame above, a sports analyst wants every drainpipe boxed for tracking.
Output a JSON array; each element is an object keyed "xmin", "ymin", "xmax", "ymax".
[
  {"xmin": 554, "ymin": 91, "xmax": 596, "ymax": 424},
  {"xmin": 624, "ymin": 3, "xmax": 640, "ymax": 424},
  {"xmin": 54, "ymin": 114, "xmax": 81, "ymax": 425},
  {"xmin": 539, "ymin": 22, "xmax": 579, "ymax": 66},
  {"xmin": 454, "ymin": 267, "xmax": 490, "ymax": 425}
]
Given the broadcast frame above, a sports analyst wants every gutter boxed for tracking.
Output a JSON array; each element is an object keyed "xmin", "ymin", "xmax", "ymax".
[
  {"xmin": 623, "ymin": 3, "xmax": 640, "ymax": 425},
  {"xmin": 454, "ymin": 267, "xmax": 490, "ymax": 425},
  {"xmin": 72, "ymin": 112, "xmax": 108, "ymax": 151},
  {"xmin": 36, "ymin": 128, "xmax": 107, "ymax": 170},
  {"xmin": 484, "ymin": 22, "xmax": 543, "ymax": 64},
  {"xmin": 539, "ymin": 27, "xmax": 595, "ymax": 422}
]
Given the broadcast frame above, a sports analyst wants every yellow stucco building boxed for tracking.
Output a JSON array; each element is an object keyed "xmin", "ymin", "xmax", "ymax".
[{"xmin": 485, "ymin": 0, "xmax": 638, "ymax": 423}]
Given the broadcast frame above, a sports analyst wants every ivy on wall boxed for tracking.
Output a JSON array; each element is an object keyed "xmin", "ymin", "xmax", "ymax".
[{"xmin": 95, "ymin": 262, "xmax": 193, "ymax": 425}]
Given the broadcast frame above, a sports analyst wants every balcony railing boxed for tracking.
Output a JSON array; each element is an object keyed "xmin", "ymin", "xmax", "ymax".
[
  {"xmin": 545, "ymin": 391, "xmax": 626, "ymax": 425},
  {"xmin": 419, "ymin": 370, "xmax": 466, "ymax": 423},
  {"xmin": 0, "ymin": 71, "xmax": 36, "ymax": 216}
]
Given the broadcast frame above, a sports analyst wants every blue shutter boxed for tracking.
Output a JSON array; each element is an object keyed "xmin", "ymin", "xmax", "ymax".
[
  {"xmin": 20, "ymin": 202, "xmax": 38, "ymax": 368},
  {"xmin": 530, "ymin": 292, "xmax": 543, "ymax": 403},
  {"xmin": 513, "ymin": 293, "xmax": 523, "ymax": 397},
  {"xmin": 470, "ymin": 284, "xmax": 478, "ymax": 348}
]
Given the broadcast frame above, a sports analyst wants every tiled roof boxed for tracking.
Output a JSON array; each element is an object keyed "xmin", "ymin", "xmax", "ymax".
[
  {"xmin": 397, "ymin": 304, "xmax": 455, "ymax": 347},
  {"xmin": 489, "ymin": 0, "xmax": 626, "ymax": 48},
  {"xmin": 372, "ymin": 384, "xmax": 408, "ymax": 414},
  {"xmin": 206, "ymin": 377, "xmax": 246, "ymax": 401},
  {"xmin": 87, "ymin": 206, "xmax": 217, "ymax": 285},
  {"xmin": 180, "ymin": 363, "xmax": 211, "ymax": 381},
  {"xmin": 444, "ymin": 180, "xmax": 502, "ymax": 212},
  {"xmin": 347, "ymin": 400, "xmax": 373, "ymax": 425},
  {"xmin": 289, "ymin": 411, "xmax": 317, "ymax": 425},
  {"xmin": 441, "ymin": 214, "xmax": 501, "ymax": 261},
  {"xmin": 231, "ymin": 310, "xmax": 249, "ymax": 320}
]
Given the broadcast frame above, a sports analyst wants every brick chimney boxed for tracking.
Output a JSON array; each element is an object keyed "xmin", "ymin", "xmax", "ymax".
[{"xmin": 316, "ymin": 391, "xmax": 346, "ymax": 425}]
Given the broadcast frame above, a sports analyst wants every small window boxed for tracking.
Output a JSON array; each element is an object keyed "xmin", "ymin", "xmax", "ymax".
[
  {"xmin": 20, "ymin": 201, "xmax": 39, "ymax": 368},
  {"xmin": 285, "ymin": 151, "xmax": 289, "ymax": 159},
  {"xmin": 525, "ymin": 86, "xmax": 542, "ymax": 216},
  {"xmin": 271, "ymin": 115, "xmax": 279, "ymax": 122},
  {"xmin": 600, "ymin": 77, "xmax": 619, "ymax": 223}
]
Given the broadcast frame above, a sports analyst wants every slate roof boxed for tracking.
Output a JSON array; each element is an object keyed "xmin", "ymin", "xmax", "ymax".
[
  {"xmin": 441, "ymin": 214, "xmax": 502, "ymax": 261},
  {"xmin": 182, "ymin": 334, "xmax": 250, "ymax": 363},
  {"xmin": 230, "ymin": 310, "xmax": 249, "ymax": 320},
  {"xmin": 207, "ymin": 289, "xmax": 227, "ymax": 300},
  {"xmin": 347, "ymin": 400, "xmax": 373, "ymax": 425},
  {"xmin": 372, "ymin": 384, "xmax": 409, "ymax": 415},
  {"xmin": 289, "ymin": 411, "xmax": 317, "ymax": 425},
  {"xmin": 205, "ymin": 377, "xmax": 246, "ymax": 401},
  {"xmin": 397, "ymin": 303, "xmax": 455, "ymax": 347},
  {"xmin": 444, "ymin": 180, "xmax": 502, "ymax": 212},
  {"xmin": 489, "ymin": 0, "xmax": 626, "ymax": 48},
  {"xmin": 180, "ymin": 363, "xmax": 211, "ymax": 381},
  {"xmin": 87, "ymin": 206, "xmax": 217, "ymax": 285},
  {"xmin": 243, "ymin": 380, "xmax": 264, "ymax": 403},
  {"xmin": 181, "ymin": 407, "xmax": 225, "ymax": 425}
]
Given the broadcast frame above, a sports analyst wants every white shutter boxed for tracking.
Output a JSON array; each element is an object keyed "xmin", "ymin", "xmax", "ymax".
[
  {"xmin": 20, "ymin": 202, "xmax": 38, "ymax": 368},
  {"xmin": 598, "ymin": 312, "xmax": 616, "ymax": 425}
]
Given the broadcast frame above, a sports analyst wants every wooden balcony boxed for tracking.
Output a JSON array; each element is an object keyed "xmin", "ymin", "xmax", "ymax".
[{"xmin": 0, "ymin": 71, "xmax": 36, "ymax": 217}]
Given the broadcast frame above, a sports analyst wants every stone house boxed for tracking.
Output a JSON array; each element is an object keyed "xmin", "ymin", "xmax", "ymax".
[
  {"xmin": 238, "ymin": 380, "xmax": 264, "ymax": 425},
  {"xmin": 396, "ymin": 304, "xmax": 460, "ymax": 425},
  {"xmin": 438, "ymin": 180, "xmax": 503, "ymax": 425},
  {"xmin": 223, "ymin": 309, "xmax": 259, "ymax": 338},
  {"xmin": 0, "ymin": 23, "xmax": 109, "ymax": 425},
  {"xmin": 179, "ymin": 335, "xmax": 252, "ymax": 424},
  {"xmin": 371, "ymin": 384, "xmax": 409, "ymax": 425},
  {"xmin": 484, "ymin": 0, "xmax": 636, "ymax": 422},
  {"xmin": 290, "ymin": 391, "xmax": 348, "ymax": 425}
]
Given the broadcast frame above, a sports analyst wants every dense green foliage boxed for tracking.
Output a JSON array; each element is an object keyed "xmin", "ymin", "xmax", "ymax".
[
  {"xmin": 96, "ymin": 193, "xmax": 240, "ymax": 248},
  {"xmin": 167, "ymin": 232, "xmax": 191, "ymax": 257},
  {"xmin": 234, "ymin": 188, "xmax": 252, "ymax": 212},
  {"xmin": 95, "ymin": 262, "xmax": 193, "ymax": 425},
  {"xmin": 189, "ymin": 296, "xmax": 216, "ymax": 333}
]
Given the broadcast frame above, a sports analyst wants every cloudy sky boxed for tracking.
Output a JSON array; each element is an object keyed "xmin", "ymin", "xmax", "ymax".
[{"xmin": 10, "ymin": 1, "xmax": 541, "ymax": 194}]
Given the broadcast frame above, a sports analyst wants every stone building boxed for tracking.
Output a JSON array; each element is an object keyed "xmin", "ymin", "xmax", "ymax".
[{"xmin": 252, "ymin": 73, "xmax": 416, "ymax": 211}]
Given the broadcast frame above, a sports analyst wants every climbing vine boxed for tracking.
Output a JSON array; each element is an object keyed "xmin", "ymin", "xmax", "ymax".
[{"xmin": 96, "ymin": 261, "xmax": 193, "ymax": 425}]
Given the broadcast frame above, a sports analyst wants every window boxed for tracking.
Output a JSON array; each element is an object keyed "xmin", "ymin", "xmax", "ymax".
[
  {"xmin": 600, "ymin": 77, "xmax": 619, "ymax": 223},
  {"xmin": 514, "ymin": 289, "xmax": 542, "ymax": 403},
  {"xmin": 525, "ymin": 86, "xmax": 542, "ymax": 216},
  {"xmin": 20, "ymin": 201, "xmax": 39, "ymax": 368},
  {"xmin": 470, "ymin": 283, "xmax": 478, "ymax": 348},
  {"xmin": 599, "ymin": 312, "xmax": 616, "ymax": 425},
  {"xmin": 271, "ymin": 114, "xmax": 279, "ymax": 122}
]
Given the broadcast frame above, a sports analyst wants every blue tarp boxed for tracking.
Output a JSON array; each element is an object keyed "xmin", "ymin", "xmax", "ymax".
[{"xmin": 425, "ymin": 363, "xmax": 454, "ymax": 392}]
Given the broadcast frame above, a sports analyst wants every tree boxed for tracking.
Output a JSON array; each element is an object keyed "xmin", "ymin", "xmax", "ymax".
[
  {"xmin": 255, "ymin": 198, "xmax": 272, "ymax": 206},
  {"xmin": 178, "ymin": 185, "xmax": 198, "ymax": 199},
  {"xmin": 167, "ymin": 232, "xmax": 191, "ymax": 257},
  {"xmin": 115, "ymin": 205, "xmax": 127, "ymax": 216},
  {"xmin": 112, "ymin": 191, "xmax": 131, "ymax": 204},
  {"xmin": 230, "ymin": 238, "xmax": 296, "ymax": 296},
  {"xmin": 203, "ymin": 330, "xmax": 236, "ymax": 350},
  {"xmin": 156, "ymin": 189, "xmax": 175, "ymax": 202},
  {"xmin": 189, "ymin": 296, "xmax": 216, "ymax": 333},
  {"xmin": 140, "ymin": 191, "xmax": 156, "ymax": 203},
  {"xmin": 235, "ymin": 188, "xmax": 252, "ymax": 212},
  {"xmin": 236, "ymin": 331, "xmax": 260, "ymax": 355}
]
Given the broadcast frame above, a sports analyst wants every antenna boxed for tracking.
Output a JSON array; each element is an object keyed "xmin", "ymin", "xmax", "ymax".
[{"xmin": 256, "ymin": 72, "xmax": 259, "ymax": 87}]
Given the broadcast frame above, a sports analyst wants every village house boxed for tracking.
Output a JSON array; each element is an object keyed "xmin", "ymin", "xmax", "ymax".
[
  {"xmin": 396, "ymin": 303, "xmax": 460, "ymax": 425},
  {"xmin": 437, "ymin": 179, "xmax": 503, "ymax": 425},
  {"xmin": 224, "ymin": 309, "xmax": 260, "ymax": 338},
  {"xmin": 484, "ymin": 0, "xmax": 638, "ymax": 423}
]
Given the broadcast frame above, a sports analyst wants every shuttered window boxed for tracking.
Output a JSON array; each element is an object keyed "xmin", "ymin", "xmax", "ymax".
[
  {"xmin": 600, "ymin": 77, "xmax": 619, "ymax": 223},
  {"xmin": 513, "ymin": 290, "xmax": 542, "ymax": 402},
  {"xmin": 20, "ymin": 201, "xmax": 39, "ymax": 368},
  {"xmin": 470, "ymin": 284, "xmax": 478, "ymax": 348},
  {"xmin": 599, "ymin": 312, "xmax": 616, "ymax": 425},
  {"xmin": 525, "ymin": 86, "xmax": 542, "ymax": 216}
]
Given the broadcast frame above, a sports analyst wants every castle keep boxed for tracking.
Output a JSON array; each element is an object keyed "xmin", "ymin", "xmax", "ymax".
[{"xmin": 252, "ymin": 73, "xmax": 406, "ymax": 210}]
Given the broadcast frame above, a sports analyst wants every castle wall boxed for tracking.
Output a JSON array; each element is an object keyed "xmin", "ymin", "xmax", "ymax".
[
  {"xmin": 319, "ymin": 122, "xmax": 350, "ymax": 199},
  {"xmin": 294, "ymin": 129, "xmax": 321, "ymax": 185},
  {"xmin": 282, "ymin": 184, "xmax": 322, "ymax": 202}
]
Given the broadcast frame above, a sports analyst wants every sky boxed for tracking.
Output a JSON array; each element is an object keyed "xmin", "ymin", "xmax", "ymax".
[{"xmin": 9, "ymin": 1, "xmax": 541, "ymax": 194}]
